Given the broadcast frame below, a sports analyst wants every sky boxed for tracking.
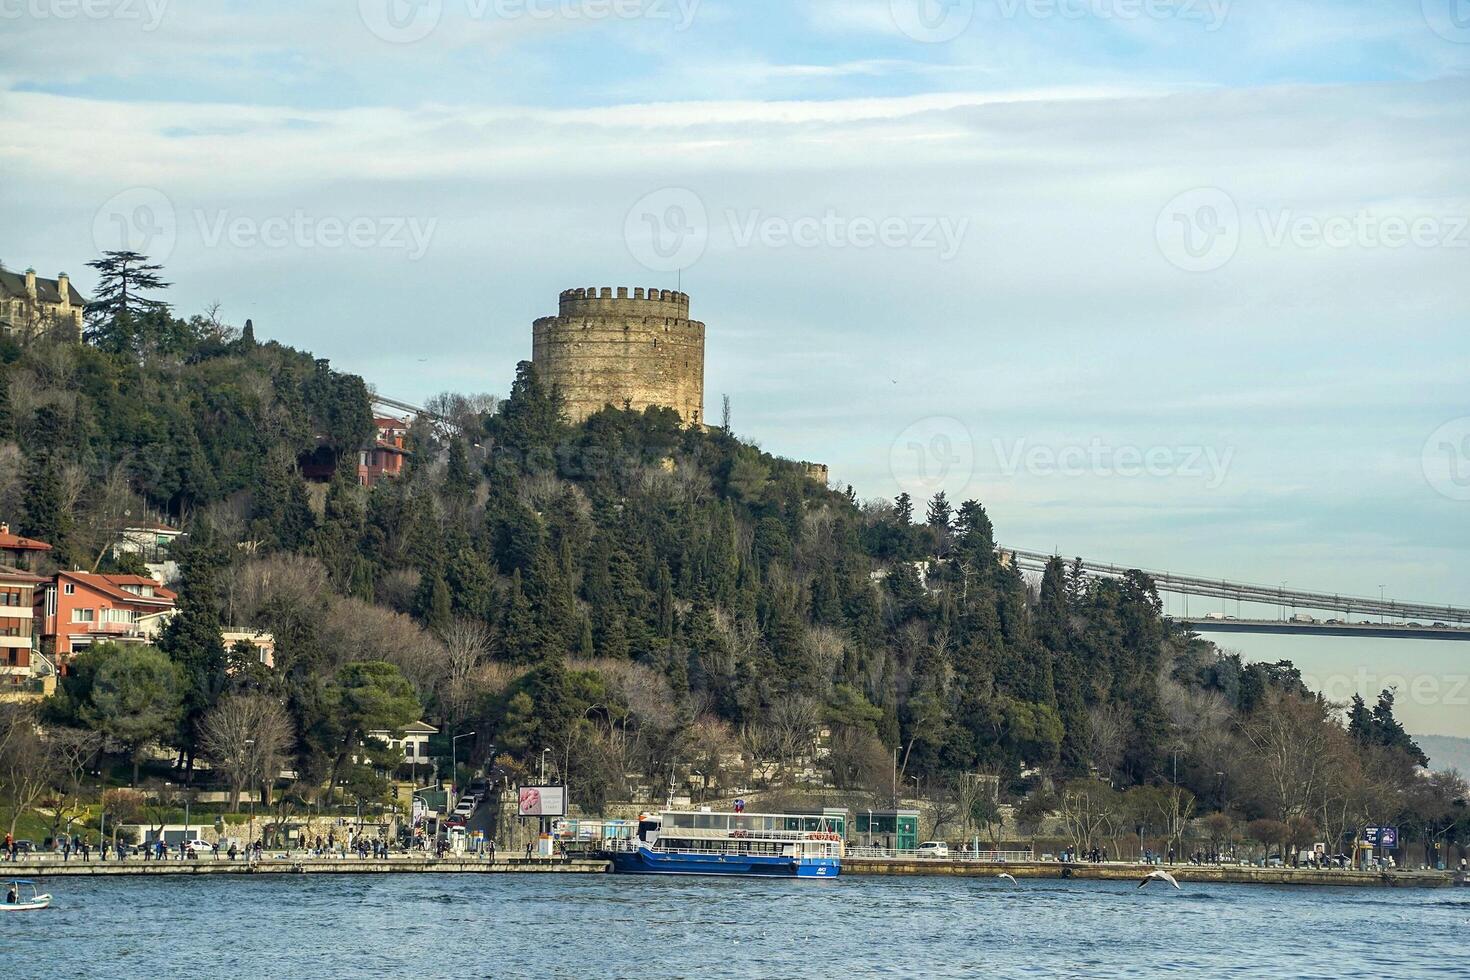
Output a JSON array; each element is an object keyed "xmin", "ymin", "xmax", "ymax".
[{"xmin": 2, "ymin": 1, "xmax": 1468, "ymax": 736}]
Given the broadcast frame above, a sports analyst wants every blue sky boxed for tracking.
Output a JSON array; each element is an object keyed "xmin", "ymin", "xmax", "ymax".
[{"xmin": 3, "ymin": 1, "xmax": 1468, "ymax": 735}]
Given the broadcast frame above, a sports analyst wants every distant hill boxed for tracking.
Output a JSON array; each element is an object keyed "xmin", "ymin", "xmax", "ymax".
[{"xmin": 1415, "ymin": 735, "xmax": 1470, "ymax": 774}]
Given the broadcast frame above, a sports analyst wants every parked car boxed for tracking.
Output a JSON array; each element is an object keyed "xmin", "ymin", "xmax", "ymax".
[
  {"xmin": 183, "ymin": 838, "xmax": 214, "ymax": 855},
  {"xmin": 917, "ymin": 841, "xmax": 949, "ymax": 859},
  {"xmin": 11, "ymin": 840, "xmax": 35, "ymax": 856}
]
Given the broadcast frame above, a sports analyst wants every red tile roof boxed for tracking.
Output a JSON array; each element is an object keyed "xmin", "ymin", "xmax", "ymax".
[
  {"xmin": 57, "ymin": 571, "xmax": 177, "ymax": 606},
  {"xmin": 0, "ymin": 530, "xmax": 53, "ymax": 552}
]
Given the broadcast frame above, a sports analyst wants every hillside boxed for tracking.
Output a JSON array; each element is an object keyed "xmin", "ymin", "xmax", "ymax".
[
  {"xmin": 2, "ymin": 261, "xmax": 1460, "ymax": 853},
  {"xmin": 1416, "ymin": 735, "xmax": 1470, "ymax": 775}
]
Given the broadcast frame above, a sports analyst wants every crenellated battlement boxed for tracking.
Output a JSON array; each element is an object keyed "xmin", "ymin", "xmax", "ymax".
[{"xmin": 558, "ymin": 286, "xmax": 691, "ymax": 320}]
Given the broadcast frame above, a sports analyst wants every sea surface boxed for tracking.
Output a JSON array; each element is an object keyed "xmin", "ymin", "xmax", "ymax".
[{"xmin": 2, "ymin": 872, "xmax": 1466, "ymax": 979}]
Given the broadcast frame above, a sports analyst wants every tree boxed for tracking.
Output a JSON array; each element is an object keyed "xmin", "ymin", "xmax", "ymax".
[
  {"xmin": 0, "ymin": 703, "xmax": 58, "ymax": 836},
  {"xmin": 79, "ymin": 644, "xmax": 186, "ymax": 785},
  {"xmin": 331, "ymin": 661, "xmax": 422, "ymax": 783},
  {"xmin": 83, "ymin": 251, "xmax": 171, "ymax": 352},
  {"xmin": 200, "ymin": 694, "xmax": 295, "ymax": 810}
]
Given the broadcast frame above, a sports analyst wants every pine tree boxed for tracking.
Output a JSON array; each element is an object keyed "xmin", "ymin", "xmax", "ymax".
[{"xmin": 83, "ymin": 250, "xmax": 171, "ymax": 352}]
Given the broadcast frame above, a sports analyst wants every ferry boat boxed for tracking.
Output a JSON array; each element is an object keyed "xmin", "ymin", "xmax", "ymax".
[{"xmin": 604, "ymin": 808, "xmax": 842, "ymax": 878}]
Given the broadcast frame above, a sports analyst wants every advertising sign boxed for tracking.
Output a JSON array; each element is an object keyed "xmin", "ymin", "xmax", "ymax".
[
  {"xmin": 1363, "ymin": 826, "xmax": 1398, "ymax": 848},
  {"xmin": 518, "ymin": 785, "xmax": 567, "ymax": 817}
]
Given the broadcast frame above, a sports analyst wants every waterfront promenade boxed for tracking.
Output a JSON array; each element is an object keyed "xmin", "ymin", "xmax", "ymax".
[
  {"xmin": 4, "ymin": 853, "xmax": 1457, "ymax": 886},
  {"xmin": 1, "ymin": 854, "xmax": 608, "ymax": 877}
]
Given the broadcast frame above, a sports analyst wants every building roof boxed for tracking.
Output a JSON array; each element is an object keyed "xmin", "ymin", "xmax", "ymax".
[
  {"xmin": 369, "ymin": 721, "xmax": 438, "ymax": 736},
  {"xmin": 373, "ymin": 416, "xmax": 408, "ymax": 429},
  {"xmin": 55, "ymin": 571, "xmax": 177, "ymax": 606},
  {"xmin": 0, "ymin": 563, "xmax": 44, "ymax": 584},
  {"xmin": 0, "ymin": 527, "xmax": 53, "ymax": 553},
  {"xmin": 0, "ymin": 268, "xmax": 86, "ymax": 306}
]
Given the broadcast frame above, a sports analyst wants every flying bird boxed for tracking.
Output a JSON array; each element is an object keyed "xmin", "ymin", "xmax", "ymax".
[
  {"xmin": 997, "ymin": 873, "xmax": 1018, "ymax": 886},
  {"xmin": 1138, "ymin": 869, "xmax": 1181, "ymax": 890}
]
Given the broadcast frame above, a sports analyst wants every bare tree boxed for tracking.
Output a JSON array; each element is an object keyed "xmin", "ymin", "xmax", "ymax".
[
  {"xmin": 1086, "ymin": 703, "xmax": 1128, "ymax": 780},
  {"xmin": 200, "ymin": 694, "xmax": 295, "ymax": 810},
  {"xmin": 1241, "ymin": 691, "xmax": 1334, "ymax": 825},
  {"xmin": 46, "ymin": 727, "xmax": 101, "ymax": 843},
  {"xmin": 0, "ymin": 704, "xmax": 57, "ymax": 837},
  {"xmin": 439, "ymin": 618, "xmax": 493, "ymax": 730},
  {"xmin": 769, "ymin": 695, "xmax": 820, "ymax": 771}
]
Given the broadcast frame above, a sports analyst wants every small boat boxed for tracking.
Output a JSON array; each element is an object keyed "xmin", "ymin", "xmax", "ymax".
[{"xmin": 2, "ymin": 880, "xmax": 51, "ymax": 912}]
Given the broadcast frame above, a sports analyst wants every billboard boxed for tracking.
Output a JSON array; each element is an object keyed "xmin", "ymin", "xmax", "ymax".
[
  {"xmin": 1363, "ymin": 826, "xmax": 1398, "ymax": 848},
  {"xmin": 518, "ymin": 785, "xmax": 567, "ymax": 817}
]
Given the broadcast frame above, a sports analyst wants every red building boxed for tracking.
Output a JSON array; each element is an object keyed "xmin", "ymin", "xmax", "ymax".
[
  {"xmin": 0, "ymin": 522, "xmax": 52, "ymax": 571},
  {"xmin": 35, "ymin": 571, "xmax": 178, "ymax": 662},
  {"xmin": 359, "ymin": 416, "xmax": 410, "ymax": 488}
]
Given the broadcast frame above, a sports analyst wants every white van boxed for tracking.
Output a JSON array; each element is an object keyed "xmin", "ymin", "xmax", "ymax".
[{"xmin": 917, "ymin": 841, "xmax": 949, "ymax": 859}]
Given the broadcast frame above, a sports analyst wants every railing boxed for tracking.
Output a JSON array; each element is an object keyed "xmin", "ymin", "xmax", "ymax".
[{"xmin": 846, "ymin": 846, "xmax": 1037, "ymax": 862}]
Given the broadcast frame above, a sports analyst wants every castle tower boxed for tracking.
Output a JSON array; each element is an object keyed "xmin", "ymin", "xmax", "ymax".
[{"xmin": 532, "ymin": 286, "xmax": 706, "ymax": 426}]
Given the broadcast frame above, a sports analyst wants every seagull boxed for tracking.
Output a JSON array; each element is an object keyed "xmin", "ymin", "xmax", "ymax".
[
  {"xmin": 997, "ymin": 873, "xmax": 1018, "ymax": 886},
  {"xmin": 1138, "ymin": 869, "xmax": 1181, "ymax": 890}
]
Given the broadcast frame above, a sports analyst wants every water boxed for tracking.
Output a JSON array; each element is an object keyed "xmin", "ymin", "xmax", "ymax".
[{"xmin": 3, "ymin": 874, "xmax": 1465, "ymax": 978}]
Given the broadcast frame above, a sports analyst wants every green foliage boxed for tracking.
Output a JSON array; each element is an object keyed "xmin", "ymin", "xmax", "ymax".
[{"xmin": 71, "ymin": 644, "xmax": 185, "ymax": 782}]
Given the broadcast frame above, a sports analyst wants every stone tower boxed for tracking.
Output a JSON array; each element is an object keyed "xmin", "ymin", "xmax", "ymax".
[{"xmin": 532, "ymin": 286, "xmax": 706, "ymax": 426}]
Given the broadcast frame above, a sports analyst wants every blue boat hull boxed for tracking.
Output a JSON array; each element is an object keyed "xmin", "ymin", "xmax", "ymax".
[{"xmin": 608, "ymin": 847, "xmax": 839, "ymax": 879}]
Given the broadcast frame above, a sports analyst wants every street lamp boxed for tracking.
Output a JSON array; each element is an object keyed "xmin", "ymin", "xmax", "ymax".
[
  {"xmin": 540, "ymin": 748, "xmax": 551, "ymax": 785},
  {"xmin": 244, "ymin": 739, "xmax": 256, "ymax": 857},
  {"xmin": 450, "ymin": 731, "xmax": 476, "ymax": 809}
]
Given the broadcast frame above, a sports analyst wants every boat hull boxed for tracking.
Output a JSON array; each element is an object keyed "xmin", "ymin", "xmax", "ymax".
[
  {"xmin": 608, "ymin": 847, "xmax": 839, "ymax": 879},
  {"xmin": 1, "ymin": 897, "xmax": 50, "ymax": 911}
]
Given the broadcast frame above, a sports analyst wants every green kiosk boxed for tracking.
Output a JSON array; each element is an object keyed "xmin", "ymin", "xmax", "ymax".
[{"xmin": 854, "ymin": 810, "xmax": 919, "ymax": 851}]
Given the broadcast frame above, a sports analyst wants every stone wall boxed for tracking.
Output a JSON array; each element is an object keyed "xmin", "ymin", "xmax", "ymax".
[{"xmin": 532, "ymin": 287, "xmax": 705, "ymax": 426}]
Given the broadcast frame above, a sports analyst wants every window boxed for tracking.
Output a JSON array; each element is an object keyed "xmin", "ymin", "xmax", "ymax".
[
  {"xmin": 63, "ymin": 583, "xmax": 75, "ymax": 595},
  {"xmin": 72, "ymin": 608, "xmax": 95, "ymax": 623}
]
